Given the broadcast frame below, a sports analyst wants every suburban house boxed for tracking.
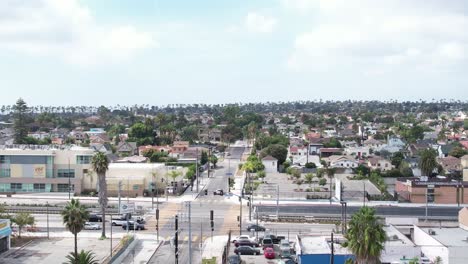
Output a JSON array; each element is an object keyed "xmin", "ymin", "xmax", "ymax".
[
  {"xmin": 325, "ymin": 155, "xmax": 359, "ymax": 168},
  {"xmin": 171, "ymin": 141, "xmax": 190, "ymax": 154},
  {"xmin": 138, "ymin": 145, "xmax": 172, "ymax": 156},
  {"xmin": 262, "ymin": 155, "xmax": 278, "ymax": 173},
  {"xmin": 116, "ymin": 141, "xmax": 138, "ymax": 156},
  {"xmin": 368, "ymin": 156, "xmax": 393, "ymax": 171},
  {"xmin": 89, "ymin": 134, "xmax": 110, "ymax": 144},
  {"xmin": 320, "ymin": 148, "xmax": 343, "ymax": 158},
  {"xmin": 363, "ymin": 138, "xmax": 385, "ymax": 151},
  {"xmin": 344, "ymin": 146, "xmax": 370, "ymax": 158},
  {"xmin": 308, "ymin": 143, "xmax": 324, "ymax": 155},
  {"xmin": 437, "ymin": 156, "xmax": 462, "ymax": 174}
]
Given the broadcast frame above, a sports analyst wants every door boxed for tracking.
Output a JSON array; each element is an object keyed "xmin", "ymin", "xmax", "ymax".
[{"xmin": 0, "ymin": 237, "xmax": 8, "ymax": 254}]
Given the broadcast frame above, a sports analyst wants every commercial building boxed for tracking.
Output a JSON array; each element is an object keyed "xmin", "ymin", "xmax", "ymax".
[
  {"xmin": 0, "ymin": 145, "xmax": 95, "ymax": 194},
  {"xmin": 381, "ymin": 225, "xmax": 421, "ymax": 264},
  {"xmin": 395, "ymin": 177, "xmax": 468, "ymax": 204},
  {"xmin": 296, "ymin": 234, "xmax": 354, "ymax": 264},
  {"xmin": 0, "ymin": 219, "xmax": 11, "ymax": 254}
]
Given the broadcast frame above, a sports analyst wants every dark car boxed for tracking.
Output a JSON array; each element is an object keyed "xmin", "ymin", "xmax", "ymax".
[
  {"xmin": 246, "ymin": 224, "xmax": 265, "ymax": 232},
  {"xmin": 122, "ymin": 221, "xmax": 145, "ymax": 230},
  {"xmin": 213, "ymin": 189, "xmax": 224, "ymax": 195},
  {"xmin": 234, "ymin": 246, "xmax": 260, "ymax": 255},
  {"xmin": 88, "ymin": 214, "xmax": 102, "ymax": 222},
  {"xmin": 261, "ymin": 238, "xmax": 274, "ymax": 250},
  {"xmin": 228, "ymin": 255, "xmax": 242, "ymax": 264},
  {"xmin": 234, "ymin": 238, "xmax": 258, "ymax": 247}
]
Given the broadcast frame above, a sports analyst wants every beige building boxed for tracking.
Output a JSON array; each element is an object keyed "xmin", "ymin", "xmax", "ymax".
[{"xmin": 0, "ymin": 145, "xmax": 94, "ymax": 194}]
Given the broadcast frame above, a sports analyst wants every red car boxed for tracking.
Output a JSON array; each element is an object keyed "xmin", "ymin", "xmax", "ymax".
[{"xmin": 264, "ymin": 247, "xmax": 275, "ymax": 259}]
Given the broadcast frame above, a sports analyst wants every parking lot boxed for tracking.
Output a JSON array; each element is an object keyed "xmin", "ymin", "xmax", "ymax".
[{"xmin": 0, "ymin": 237, "xmax": 118, "ymax": 264}]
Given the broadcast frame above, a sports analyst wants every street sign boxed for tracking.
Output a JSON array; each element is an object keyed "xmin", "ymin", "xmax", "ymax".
[
  {"xmin": 226, "ymin": 172, "xmax": 233, "ymax": 176},
  {"xmin": 120, "ymin": 203, "xmax": 135, "ymax": 214}
]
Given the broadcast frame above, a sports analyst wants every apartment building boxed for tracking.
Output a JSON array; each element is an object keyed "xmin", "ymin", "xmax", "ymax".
[{"xmin": 0, "ymin": 145, "xmax": 95, "ymax": 194}]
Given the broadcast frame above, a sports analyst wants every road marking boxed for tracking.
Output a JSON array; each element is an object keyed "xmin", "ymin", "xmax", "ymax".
[
  {"xmin": 219, "ymin": 205, "xmax": 239, "ymax": 233},
  {"xmin": 192, "ymin": 235, "xmax": 198, "ymax": 242},
  {"xmin": 146, "ymin": 202, "xmax": 181, "ymax": 231},
  {"xmin": 183, "ymin": 236, "xmax": 189, "ymax": 241}
]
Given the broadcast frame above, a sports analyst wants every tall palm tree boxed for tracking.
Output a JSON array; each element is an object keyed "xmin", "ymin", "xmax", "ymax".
[
  {"xmin": 61, "ymin": 199, "xmax": 89, "ymax": 259},
  {"xmin": 419, "ymin": 148, "xmax": 437, "ymax": 176},
  {"xmin": 345, "ymin": 207, "xmax": 386, "ymax": 264},
  {"xmin": 91, "ymin": 152, "xmax": 109, "ymax": 238}
]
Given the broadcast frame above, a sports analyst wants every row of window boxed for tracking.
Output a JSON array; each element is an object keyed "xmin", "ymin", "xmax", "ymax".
[{"xmin": 0, "ymin": 183, "xmax": 52, "ymax": 192}]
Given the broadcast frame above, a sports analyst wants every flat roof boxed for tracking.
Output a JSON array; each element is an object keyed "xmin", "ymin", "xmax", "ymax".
[
  {"xmin": 421, "ymin": 227, "xmax": 468, "ymax": 247},
  {"xmin": 299, "ymin": 235, "xmax": 352, "ymax": 255},
  {"xmin": 384, "ymin": 225, "xmax": 415, "ymax": 247}
]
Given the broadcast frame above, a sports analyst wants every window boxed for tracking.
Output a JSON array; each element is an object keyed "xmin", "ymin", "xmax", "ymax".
[
  {"xmin": 34, "ymin": 184, "xmax": 45, "ymax": 191},
  {"xmin": 57, "ymin": 184, "xmax": 73, "ymax": 192},
  {"xmin": 76, "ymin": 155, "xmax": 91, "ymax": 164},
  {"xmin": 57, "ymin": 169, "xmax": 75, "ymax": 178},
  {"xmin": 10, "ymin": 183, "xmax": 22, "ymax": 191},
  {"xmin": 133, "ymin": 185, "xmax": 139, "ymax": 190},
  {"xmin": 83, "ymin": 169, "xmax": 88, "ymax": 174},
  {"xmin": 427, "ymin": 187, "xmax": 435, "ymax": 203}
]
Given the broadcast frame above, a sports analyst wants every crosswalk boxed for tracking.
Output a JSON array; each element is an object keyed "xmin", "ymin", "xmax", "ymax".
[{"xmin": 162, "ymin": 235, "xmax": 213, "ymax": 243}]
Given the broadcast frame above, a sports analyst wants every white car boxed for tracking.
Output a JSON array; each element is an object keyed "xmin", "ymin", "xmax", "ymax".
[
  {"xmin": 84, "ymin": 222, "xmax": 101, "ymax": 230},
  {"xmin": 231, "ymin": 235, "xmax": 255, "ymax": 243}
]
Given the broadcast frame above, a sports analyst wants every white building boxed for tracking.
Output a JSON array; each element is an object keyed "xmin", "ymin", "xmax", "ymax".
[
  {"xmin": 381, "ymin": 225, "xmax": 421, "ymax": 264},
  {"xmin": 262, "ymin": 155, "xmax": 278, "ymax": 173},
  {"xmin": 345, "ymin": 146, "xmax": 370, "ymax": 158},
  {"xmin": 412, "ymin": 226, "xmax": 468, "ymax": 264}
]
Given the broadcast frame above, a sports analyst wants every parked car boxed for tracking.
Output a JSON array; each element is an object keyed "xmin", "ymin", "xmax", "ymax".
[
  {"xmin": 280, "ymin": 239, "xmax": 291, "ymax": 257},
  {"xmin": 122, "ymin": 221, "xmax": 146, "ymax": 230},
  {"xmin": 111, "ymin": 218, "xmax": 128, "ymax": 226},
  {"xmin": 228, "ymin": 255, "xmax": 242, "ymax": 264},
  {"xmin": 246, "ymin": 224, "xmax": 265, "ymax": 232},
  {"xmin": 260, "ymin": 234, "xmax": 286, "ymax": 244},
  {"xmin": 232, "ymin": 235, "xmax": 254, "ymax": 243},
  {"xmin": 261, "ymin": 237, "xmax": 274, "ymax": 250},
  {"xmin": 264, "ymin": 247, "xmax": 275, "ymax": 259},
  {"xmin": 235, "ymin": 238, "xmax": 258, "ymax": 247},
  {"xmin": 88, "ymin": 214, "xmax": 102, "ymax": 222},
  {"xmin": 213, "ymin": 189, "xmax": 224, "ymax": 195},
  {"xmin": 234, "ymin": 246, "xmax": 260, "ymax": 255},
  {"xmin": 84, "ymin": 222, "xmax": 101, "ymax": 230}
]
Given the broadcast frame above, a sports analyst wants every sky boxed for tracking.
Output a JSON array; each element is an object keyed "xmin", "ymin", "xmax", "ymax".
[{"xmin": 0, "ymin": 0, "xmax": 467, "ymax": 106}]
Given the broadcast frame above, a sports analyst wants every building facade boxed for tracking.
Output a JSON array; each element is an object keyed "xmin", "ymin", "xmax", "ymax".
[
  {"xmin": 0, "ymin": 145, "xmax": 94, "ymax": 194},
  {"xmin": 395, "ymin": 177, "xmax": 468, "ymax": 204}
]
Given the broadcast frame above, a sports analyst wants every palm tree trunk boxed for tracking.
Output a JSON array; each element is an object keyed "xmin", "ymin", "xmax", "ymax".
[
  {"xmin": 74, "ymin": 232, "xmax": 78, "ymax": 259},
  {"xmin": 101, "ymin": 208, "xmax": 106, "ymax": 238}
]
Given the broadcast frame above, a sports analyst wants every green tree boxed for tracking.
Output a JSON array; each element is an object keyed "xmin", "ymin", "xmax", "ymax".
[
  {"xmin": 260, "ymin": 144, "xmax": 288, "ymax": 164},
  {"xmin": 304, "ymin": 173, "xmax": 314, "ymax": 187},
  {"xmin": 434, "ymin": 256, "xmax": 443, "ymax": 264},
  {"xmin": 13, "ymin": 98, "xmax": 30, "ymax": 144},
  {"xmin": 13, "ymin": 212, "xmax": 35, "ymax": 238},
  {"xmin": 345, "ymin": 207, "xmax": 386, "ymax": 264},
  {"xmin": 257, "ymin": 170, "xmax": 266, "ymax": 181},
  {"xmin": 200, "ymin": 151, "xmax": 209, "ymax": 165},
  {"xmin": 64, "ymin": 250, "xmax": 99, "ymax": 264},
  {"xmin": 168, "ymin": 170, "xmax": 181, "ymax": 182},
  {"xmin": 449, "ymin": 146, "xmax": 468, "ymax": 158},
  {"xmin": 61, "ymin": 199, "xmax": 89, "ymax": 259},
  {"xmin": 210, "ymin": 155, "xmax": 218, "ymax": 168},
  {"xmin": 128, "ymin": 121, "xmax": 154, "ymax": 146},
  {"xmin": 419, "ymin": 148, "xmax": 437, "ymax": 176},
  {"xmin": 180, "ymin": 125, "xmax": 199, "ymax": 143},
  {"xmin": 91, "ymin": 152, "xmax": 109, "ymax": 238},
  {"xmin": 319, "ymin": 178, "xmax": 327, "ymax": 186},
  {"xmin": 391, "ymin": 152, "xmax": 405, "ymax": 168},
  {"xmin": 305, "ymin": 162, "xmax": 316, "ymax": 169}
]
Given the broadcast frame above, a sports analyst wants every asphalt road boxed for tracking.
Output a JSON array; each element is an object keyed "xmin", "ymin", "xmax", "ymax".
[
  {"xmin": 226, "ymin": 146, "xmax": 245, "ymax": 160},
  {"xmin": 256, "ymin": 204, "xmax": 461, "ymax": 218}
]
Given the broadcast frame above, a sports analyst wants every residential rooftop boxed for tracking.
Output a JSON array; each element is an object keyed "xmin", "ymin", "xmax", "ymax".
[{"xmin": 420, "ymin": 227, "xmax": 468, "ymax": 247}]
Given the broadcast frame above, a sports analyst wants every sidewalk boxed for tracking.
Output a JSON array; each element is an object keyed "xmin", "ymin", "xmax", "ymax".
[
  {"xmin": 201, "ymin": 235, "xmax": 228, "ymax": 264},
  {"xmin": 121, "ymin": 234, "xmax": 163, "ymax": 264}
]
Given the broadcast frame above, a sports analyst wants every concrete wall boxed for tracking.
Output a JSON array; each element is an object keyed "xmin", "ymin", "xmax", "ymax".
[{"xmin": 299, "ymin": 254, "xmax": 354, "ymax": 264}]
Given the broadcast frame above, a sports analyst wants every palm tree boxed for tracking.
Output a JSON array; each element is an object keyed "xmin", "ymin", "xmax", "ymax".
[
  {"xmin": 91, "ymin": 152, "xmax": 109, "ymax": 238},
  {"xmin": 61, "ymin": 199, "xmax": 89, "ymax": 259},
  {"xmin": 64, "ymin": 250, "xmax": 99, "ymax": 264},
  {"xmin": 419, "ymin": 149, "xmax": 437, "ymax": 176},
  {"xmin": 345, "ymin": 207, "xmax": 386, "ymax": 264}
]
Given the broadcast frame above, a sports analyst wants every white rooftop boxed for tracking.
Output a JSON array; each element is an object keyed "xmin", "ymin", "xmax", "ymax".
[
  {"xmin": 384, "ymin": 225, "xmax": 416, "ymax": 247},
  {"xmin": 421, "ymin": 227, "xmax": 468, "ymax": 247},
  {"xmin": 298, "ymin": 235, "xmax": 352, "ymax": 255}
]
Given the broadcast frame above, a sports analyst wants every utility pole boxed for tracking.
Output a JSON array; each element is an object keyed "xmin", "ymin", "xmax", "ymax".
[
  {"xmin": 330, "ymin": 233, "xmax": 334, "ymax": 264},
  {"xmin": 207, "ymin": 147, "xmax": 211, "ymax": 178},
  {"xmin": 363, "ymin": 182, "xmax": 366, "ymax": 207},
  {"xmin": 210, "ymin": 210, "xmax": 214, "ymax": 242},
  {"xmin": 188, "ymin": 202, "xmax": 192, "ymax": 264},
  {"xmin": 175, "ymin": 215, "xmax": 179, "ymax": 264},
  {"xmin": 118, "ymin": 181, "xmax": 122, "ymax": 214},
  {"xmin": 110, "ymin": 213, "xmax": 113, "ymax": 257},
  {"xmin": 255, "ymin": 208, "xmax": 259, "ymax": 241},
  {"xmin": 156, "ymin": 208, "xmax": 159, "ymax": 242},
  {"xmin": 46, "ymin": 201, "xmax": 49, "ymax": 239},
  {"xmin": 151, "ymin": 182, "xmax": 155, "ymax": 210},
  {"xmin": 196, "ymin": 148, "xmax": 199, "ymax": 192}
]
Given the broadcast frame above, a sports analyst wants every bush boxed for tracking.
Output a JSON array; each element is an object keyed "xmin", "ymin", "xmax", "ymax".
[
  {"xmin": 319, "ymin": 178, "xmax": 327, "ymax": 186},
  {"xmin": 305, "ymin": 162, "xmax": 316, "ymax": 169}
]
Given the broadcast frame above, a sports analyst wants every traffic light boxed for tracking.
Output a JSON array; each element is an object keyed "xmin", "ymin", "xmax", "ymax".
[
  {"xmin": 204, "ymin": 189, "xmax": 208, "ymax": 195},
  {"xmin": 156, "ymin": 209, "xmax": 159, "ymax": 220},
  {"xmin": 210, "ymin": 210, "xmax": 214, "ymax": 231}
]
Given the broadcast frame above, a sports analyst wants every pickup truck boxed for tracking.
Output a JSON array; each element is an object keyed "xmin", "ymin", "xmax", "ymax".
[{"xmin": 111, "ymin": 218, "xmax": 128, "ymax": 226}]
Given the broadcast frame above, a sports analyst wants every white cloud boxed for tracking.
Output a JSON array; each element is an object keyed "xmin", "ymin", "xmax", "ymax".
[
  {"xmin": 0, "ymin": 0, "xmax": 155, "ymax": 65},
  {"xmin": 286, "ymin": 0, "xmax": 468, "ymax": 73},
  {"xmin": 245, "ymin": 12, "xmax": 276, "ymax": 33}
]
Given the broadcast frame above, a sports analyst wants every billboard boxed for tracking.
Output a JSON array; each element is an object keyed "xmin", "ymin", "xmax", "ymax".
[{"xmin": 33, "ymin": 165, "xmax": 46, "ymax": 178}]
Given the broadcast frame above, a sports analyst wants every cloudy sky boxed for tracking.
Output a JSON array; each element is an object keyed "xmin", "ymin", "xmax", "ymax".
[{"xmin": 1, "ymin": 0, "xmax": 467, "ymax": 106}]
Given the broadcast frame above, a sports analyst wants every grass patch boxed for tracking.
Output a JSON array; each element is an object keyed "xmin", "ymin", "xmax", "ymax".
[{"xmin": 202, "ymin": 257, "xmax": 216, "ymax": 264}]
